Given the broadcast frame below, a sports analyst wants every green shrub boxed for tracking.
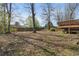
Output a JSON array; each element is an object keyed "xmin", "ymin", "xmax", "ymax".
[
  {"xmin": 50, "ymin": 28, "xmax": 55, "ymax": 31},
  {"xmin": 10, "ymin": 28, "xmax": 17, "ymax": 32}
]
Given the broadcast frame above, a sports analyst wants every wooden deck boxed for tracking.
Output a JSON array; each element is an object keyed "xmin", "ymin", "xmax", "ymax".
[
  {"xmin": 58, "ymin": 25, "xmax": 79, "ymax": 29},
  {"xmin": 58, "ymin": 20, "xmax": 79, "ymax": 33}
]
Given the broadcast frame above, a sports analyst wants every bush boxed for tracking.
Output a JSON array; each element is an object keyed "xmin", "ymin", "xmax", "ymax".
[
  {"xmin": 50, "ymin": 28, "xmax": 55, "ymax": 31},
  {"xmin": 10, "ymin": 28, "xmax": 17, "ymax": 32}
]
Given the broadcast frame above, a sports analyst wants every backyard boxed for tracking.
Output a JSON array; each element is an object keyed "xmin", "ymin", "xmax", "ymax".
[
  {"xmin": 0, "ymin": 3, "xmax": 79, "ymax": 56},
  {"xmin": 0, "ymin": 31, "xmax": 79, "ymax": 56}
]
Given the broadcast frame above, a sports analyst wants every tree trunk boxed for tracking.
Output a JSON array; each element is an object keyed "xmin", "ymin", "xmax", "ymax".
[
  {"xmin": 48, "ymin": 21, "xmax": 51, "ymax": 30},
  {"xmin": 7, "ymin": 3, "xmax": 12, "ymax": 33},
  {"xmin": 47, "ymin": 3, "xmax": 51, "ymax": 30},
  {"xmin": 31, "ymin": 3, "xmax": 36, "ymax": 33},
  {"xmin": 68, "ymin": 20, "xmax": 71, "ymax": 34},
  {"xmin": 3, "ymin": 4, "xmax": 6, "ymax": 33}
]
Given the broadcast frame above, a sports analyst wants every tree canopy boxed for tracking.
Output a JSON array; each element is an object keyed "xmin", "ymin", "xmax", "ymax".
[{"xmin": 25, "ymin": 16, "xmax": 40, "ymax": 28}]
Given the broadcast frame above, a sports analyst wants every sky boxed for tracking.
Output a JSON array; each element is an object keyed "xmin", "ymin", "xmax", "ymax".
[{"xmin": 11, "ymin": 3, "xmax": 79, "ymax": 27}]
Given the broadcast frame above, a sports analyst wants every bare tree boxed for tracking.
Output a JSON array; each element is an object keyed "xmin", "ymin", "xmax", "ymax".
[
  {"xmin": 7, "ymin": 3, "xmax": 12, "ymax": 33},
  {"xmin": 41, "ymin": 3, "xmax": 54, "ymax": 30},
  {"xmin": 64, "ymin": 3, "xmax": 79, "ymax": 33},
  {"xmin": 0, "ymin": 4, "xmax": 5, "ymax": 33},
  {"xmin": 3, "ymin": 3, "xmax": 7, "ymax": 33},
  {"xmin": 31, "ymin": 3, "xmax": 36, "ymax": 33},
  {"xmin": 54, "ymin": 9, "xmax": 64, "ymax": 23},
  {"xmin": 65, "ymin": 3, "xmax": 79, "ymax": 20}
]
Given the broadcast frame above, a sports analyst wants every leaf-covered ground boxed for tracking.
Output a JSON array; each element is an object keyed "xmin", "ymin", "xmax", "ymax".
[{"xmin": 0, "ymin": 31, "xmax": 79, "ymax": 56}]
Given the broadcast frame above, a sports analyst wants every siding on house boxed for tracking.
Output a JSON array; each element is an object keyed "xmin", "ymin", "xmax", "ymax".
[
  {"xmin": 58, "ymin": 19, "xmax": 79, "ymax": 33},
  {"xmin": 58, "ymin": 19, "xmax": 79, "ymax": 28}
]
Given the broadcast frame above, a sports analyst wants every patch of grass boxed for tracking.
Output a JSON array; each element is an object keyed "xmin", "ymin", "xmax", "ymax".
[{"xmin": 68, "ymin": 45, "xmax": 79, "ymax": 51}]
